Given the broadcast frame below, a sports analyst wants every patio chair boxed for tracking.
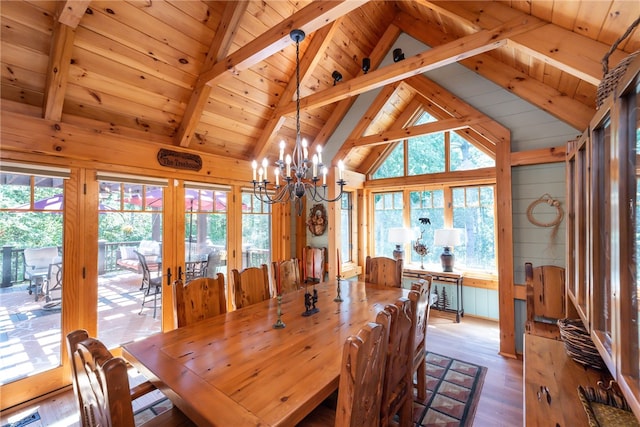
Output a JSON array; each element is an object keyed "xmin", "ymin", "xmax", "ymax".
[
  {"xmin": 365, "ymin": 256, "xmax": 403, "ymax": 288},
  {"xmin": 23, "ymin": 246, "xmax": 58, "ymax": 300},
  {"xmin": 135, "ymin": 250, "xmax": 162, "ymax": 318},
  {"xmin": 65, "ymin": 330, "xmax": 193, "ymax": 427}
]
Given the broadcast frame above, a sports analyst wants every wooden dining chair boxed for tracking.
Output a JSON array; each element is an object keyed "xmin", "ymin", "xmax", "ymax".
[
  {"xmin": 410, "ymin": 277, "xmax": 433, "ymax": 401},
  {"xmin": 231, "ymin": 264, "xmax": 270, "ymax": 309},
  {"xmin": 173, "ymin": 275, "xmax": 226, "ymax": 328},
  {"xmin": 66, "ymin": 330, "xmax": 193, "ymax": 427},
  {"xmin": 303, "ymin": 246, "xmax": 326, "ymax": 283},
  {"xmin": 271, "ymin": 259, "xmax": 301, "ymax": 295},
  {"xmin": 365, "ymin": 256, "xmax": 403, "ymax": 288},
  {"xmin": 379, "ymin": 296, "xmax": 417, "ymax": 427},
  {"xmin": 135, "ymin": 250, "xmax": 162, "ymax": 318},
  {"xmin": 297, "ymin": 319, "xmax": 389, "ymax": 427}
]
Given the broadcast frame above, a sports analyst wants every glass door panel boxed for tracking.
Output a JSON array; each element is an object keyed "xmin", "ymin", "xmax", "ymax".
[
  {"xmin": 241, "ymin": 192, "xmax": 271, "ymax": 269},
  {"xmin": 97, "ymin": 180, "xmax": 163, "ymax": 349},
  {"xmin": 0, "ymin": 172, "xmax": 65, "ymax": 384},
  {"xmin": 184, "ymin": 186, "xmax": 228, "ymax": 283}
]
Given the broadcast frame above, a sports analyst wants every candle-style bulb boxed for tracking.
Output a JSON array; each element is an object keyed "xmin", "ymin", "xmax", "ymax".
[
  {"xmin": 285, "ymin": 154, "xmax": 292, "ymax": 177},
  {"xmin": 279, "ymin": 140, "xmax": 285, "ymax": 161},
  {"xmin": 316, "ymin": 145, "xmax": 323, "ymax": 164},
  {"xmin": 312, "ymin": 154, "xmax": 318, "ymax": 178},
  {"xmin": 252, "ymin": 160, "xmax": 257, "ymax": 181},
  {"xmin": 322, "ymin": 166, "xmax": 328, "ymax": 186},
  {"xmin": 274, "ymin": 168, "xmax": 280, "ymax": 186},
  {"xmin": 338, "ymin": 160, "xmax": 344, "ymax": 180},
  {"xmin": 261, "ymin": 158, "xmax": 268, "ymax": 181}
]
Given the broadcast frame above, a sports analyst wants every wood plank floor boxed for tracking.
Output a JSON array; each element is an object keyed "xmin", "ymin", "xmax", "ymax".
[{"xmin": 0, "ymin": 311, "xmax": 523, "ymax": 426}]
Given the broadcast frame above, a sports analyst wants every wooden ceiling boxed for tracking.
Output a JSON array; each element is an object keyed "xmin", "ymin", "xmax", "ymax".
[{"xmin": 2, "ymin": 1, "xmax": 639, "ymax": 173}]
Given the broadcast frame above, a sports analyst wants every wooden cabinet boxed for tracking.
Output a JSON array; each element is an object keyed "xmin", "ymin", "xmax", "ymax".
[
  {"xmin": 565, "ymin": 55, "xmax": 640, "ymax": 418},
  {"xmin": 524, "ymin": 334, "xmax": 607, "ymax": 426}
]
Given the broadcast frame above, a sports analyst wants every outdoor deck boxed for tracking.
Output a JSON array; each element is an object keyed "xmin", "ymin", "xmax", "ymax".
[{"xmin": 0, "ymin": 271, "xmax": 161, "ymax": 385}]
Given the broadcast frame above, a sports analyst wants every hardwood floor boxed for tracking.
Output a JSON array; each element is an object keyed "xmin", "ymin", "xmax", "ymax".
[{"xmin": 0, "ymin": 311, "xmax": 523, "ymax": 426}]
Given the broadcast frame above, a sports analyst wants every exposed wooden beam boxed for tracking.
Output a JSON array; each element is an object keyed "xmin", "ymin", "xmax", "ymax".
[
  {"xmin": 199, "ymin": 1, "xmax": 368, "ymax": 86},
  {"xmin": 43, "ymin": 2, "xmax": 82, "ymax": 121},
  {"xmin": 356, "ymin": 97, "xmax": 422, "ymax": 175},
  {"xmin": 57, "ymin": 0, "xmax": 91, "ymax": 28},
  {"xmin": 278, "ymin": 14, "xmax": 544, "ymax": 116},
  {"xmin": 345, "ymin": 115, "xmax": 487, "ymax": 148},
  {"xmin": 251, "ymin": 21, "xmax": 340, "ymax": 161},
  {"xmin": 394, "ymin": 11, "xmax": 593, "ymax": 131},
  {"xmin": 311, "ymin": 24, "xmax": 402, "ymax": 149},
  {"xmin": 332, "ymin": 83, "xmax": 401, "ymax": 165},
  {"xmin": 420, "ymin": 0, "xmax": 627, "ymax": 86},
  {"xmin": 176, "ymin": 1, "xmax": 248, "ymax": 148},
  {"xmin": 511, "ymin": 146, "xmax": 567, "ymax": 166}
]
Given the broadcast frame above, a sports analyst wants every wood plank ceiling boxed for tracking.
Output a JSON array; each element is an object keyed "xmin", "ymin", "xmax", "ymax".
[{"xmin": 1, "ymin": 1, "xmax": 639, "ymax": 174}]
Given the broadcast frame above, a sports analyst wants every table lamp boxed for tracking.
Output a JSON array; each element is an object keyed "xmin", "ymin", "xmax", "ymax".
[
  {"xmin": 434, "ymin": 228, "xmax": 462, "ymax": 272},
  {"xmin": 388, "ymin": 227, "xmax": 416, "ymax": 260}
]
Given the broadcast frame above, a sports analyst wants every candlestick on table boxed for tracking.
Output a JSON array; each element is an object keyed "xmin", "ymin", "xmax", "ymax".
[
  {"xmin": 334, "ymin": 249, "xmax": 343, "ymax": 302},
  {"xmin": 273, "ymin": 262, "xmax": 285, "ymax": 328}
]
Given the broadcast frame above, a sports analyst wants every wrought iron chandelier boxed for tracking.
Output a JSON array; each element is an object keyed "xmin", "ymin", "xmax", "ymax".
[{"xmin": 251, "ymin": 29, "xmax": 345, "ymax": 215}]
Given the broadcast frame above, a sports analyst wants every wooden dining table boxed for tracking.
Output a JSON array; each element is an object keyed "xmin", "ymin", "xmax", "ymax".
[{"xmin": 122, "ymin": 280, "xmax": 408, "ymax": 427}]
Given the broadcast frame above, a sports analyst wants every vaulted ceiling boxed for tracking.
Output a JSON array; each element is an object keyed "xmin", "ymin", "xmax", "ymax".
[{"xmin": 2, "ymin": 1, "xmax": 639, "ymax": 174}]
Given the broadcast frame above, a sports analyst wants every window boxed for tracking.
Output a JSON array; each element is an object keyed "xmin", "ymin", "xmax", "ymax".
[
  {"xmin": 340, "ymin": 192, "xmax": 353, "ymax": 263},
  {"xmin": 241, "ymin": 191, "xmax": 271, "ymax": 268},
  {"xmin": 184, "ymin": 184, "xmax": 229, "ymax": 282},
  {"xmin": 452, "ymin": 186, "xmax": 496, "ymax": 271},
  {"xmin": 373, "ymin": 192, "xmax": 403, "ymax": 257},
  {"xmin": 409, "ymin": 190, "xmax": 444, "ymax": 265},
  {"xmin": 369, "ymin": 111, "xmax": 497, "ymax": 274}
]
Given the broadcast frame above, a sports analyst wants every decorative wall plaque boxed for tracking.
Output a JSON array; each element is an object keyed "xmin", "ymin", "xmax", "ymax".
[
  {"xmin": 157, "ymin": 148, "xmax": 202, "ymax": 171},
  {"xmin": 307, "ymin": 203, "xmax": 327, "ymax": 236}
]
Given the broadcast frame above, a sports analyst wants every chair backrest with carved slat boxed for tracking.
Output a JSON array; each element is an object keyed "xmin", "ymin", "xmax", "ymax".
[
  {"xmin": 365, "ymin": 256, "xmax": 403, "ymax": 288},
  {"xmin": 271, "ymin": 259, "xmax": 301, "ymax": 295},
  {"xmin": 303, "ymin": 246, "xmax": 326, "ymax": 283},
  {"xmin": 380, "ymin": 296, "xmax": 416, "ymax": 427},
  {"xmin": 70, "ymin": 335, "xmax": 136, "ymax": 427},
  {"xmin": 174, "ymin": 275, "xmax": 227, "ymax": 328},
  {"xmin": 232, "ymin": 264, "xmax": 270, "ymax": 309},
  {"xmin": 334, "ymin": 321, "xmax": 388, "ymax": 427},
  {"xmin": 411, "ymin": 277, "xmax": 433, "ymax": 359}
]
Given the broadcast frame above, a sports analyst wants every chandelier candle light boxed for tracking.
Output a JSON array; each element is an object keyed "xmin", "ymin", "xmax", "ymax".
[{"xmin": 251, "ymin": 29, "xmax": 346, "ymax": 215}]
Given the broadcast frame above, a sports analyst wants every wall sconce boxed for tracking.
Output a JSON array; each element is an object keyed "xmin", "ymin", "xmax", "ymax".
[
  {"xmin": 393, "ymin": 48, "xmax": 405, "ymax": 62},
  {"xmin": 362, "ymin": 57, "xmax": 370, "ymax": 74},
  {"xmin": 332, "ymin": 70, "xmax": 342, "ymax": 86}
]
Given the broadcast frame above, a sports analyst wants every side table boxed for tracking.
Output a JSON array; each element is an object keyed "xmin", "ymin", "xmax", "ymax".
[{"xmin": 404, "ymin": 266, "xmax": 464, "ymax": 322}]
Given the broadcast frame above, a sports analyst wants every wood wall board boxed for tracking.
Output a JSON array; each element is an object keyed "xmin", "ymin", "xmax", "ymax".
[
  {"xmin": 87, "ymin": 1, "xmax": 210, "ymax": 65},
  {"xmin": 73, "ymin": 27, "xmax": 197, "ymax": 90}
]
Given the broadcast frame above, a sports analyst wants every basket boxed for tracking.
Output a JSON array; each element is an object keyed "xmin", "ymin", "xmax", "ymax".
[
  {"xmin": 596, "ymin": 17, "xmax": 640, "ymax": 109},
  {"xmin": 557, "ymin": 318, "xmax": 605, "ymax": 370}
]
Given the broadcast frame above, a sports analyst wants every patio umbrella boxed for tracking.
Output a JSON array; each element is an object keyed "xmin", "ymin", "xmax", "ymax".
[
  {"xmin": 13, "ymin": 194, "xmax": 113, "ymax": 211},
  {"xmin": 124, "ymin": 188, "xmax": 227, "ymax": 211}
]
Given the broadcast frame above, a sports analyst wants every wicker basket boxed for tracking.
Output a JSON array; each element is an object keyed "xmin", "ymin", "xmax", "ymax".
[
  {"xmin": 596, "ymin": 17, "xmax": 640, "ymax": 109},
  {"xmin": 557, "ymin": 318, "xmax": 605, "ymax": 370}
]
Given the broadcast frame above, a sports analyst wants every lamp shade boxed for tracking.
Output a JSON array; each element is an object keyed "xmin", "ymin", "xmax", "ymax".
[
  {"xmin": 434, "ymin": 228, "xmax": 462, "ymax": 247},
  {"xmin": 388, "ymin": 227, "xmax": 416, "ymax": 243}
]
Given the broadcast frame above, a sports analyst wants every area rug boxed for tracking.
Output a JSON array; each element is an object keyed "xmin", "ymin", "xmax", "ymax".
[{"xmin": 413, "ymin": 352, "xmax": 487, "ymax": 427}]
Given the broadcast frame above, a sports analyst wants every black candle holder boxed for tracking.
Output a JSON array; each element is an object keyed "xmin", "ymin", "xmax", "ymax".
[
  {"xmin": 334, "ymin": 276, "xmax": 343, "ymax": 302},
  {"xmin": 302, "ymin": 279, "xmax": 319, "ymax": 316}
]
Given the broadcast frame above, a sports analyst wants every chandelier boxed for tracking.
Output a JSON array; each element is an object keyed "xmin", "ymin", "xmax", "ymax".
[{"xmin": 251, "ymin": 29, "xmax": 346, "ymax": 215}]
